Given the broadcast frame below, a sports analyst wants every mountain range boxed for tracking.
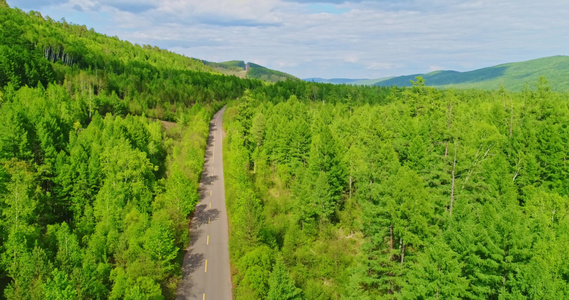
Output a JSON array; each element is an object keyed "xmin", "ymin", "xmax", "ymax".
[{"xmin": 304, "ymin": 56, "xmax": 569, "ymax": 91}]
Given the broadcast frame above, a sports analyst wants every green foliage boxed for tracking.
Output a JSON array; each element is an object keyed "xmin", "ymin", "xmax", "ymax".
[
  {"xmin": 0, "ymin": 91, "xmax": 213, "ymax": 298},
  {"xmin": 235, "ymin": 245, "xmax": 275, "ymax": 299},
  {"xmin": 267, "ymin": 258, "xmax": 302, "ymax": 300},
  {"xmin": 224, "ymin": 76, "xmax": 569, "ymax": 299},
  {"xmin": 44, "ymin": 269, "xmax": 77, "ymax": 300},
  {"xmin": 2, "ymin": 2, "xmax": 569, "ymax": 299},
  {"xmin": 0, "ymin": 4, "xmax": 223, "ymax": 298},
  {"xmin": 0, "ymin": 7, "xmax": 54, "ymax": 88}
]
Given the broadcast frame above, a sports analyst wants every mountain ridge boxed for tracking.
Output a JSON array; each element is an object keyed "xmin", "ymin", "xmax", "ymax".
[
  {"xmin": 204, "ymin": 60, "xmax": 298, "ymax": 82},
  {"xmin": 304, "ymin": 55, "xmax": 569, "ymax": 91}
]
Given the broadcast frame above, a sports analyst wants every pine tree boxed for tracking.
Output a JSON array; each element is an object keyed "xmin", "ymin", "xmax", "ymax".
[
  {"xmin": 308, "ymin": 118, "xmax": 346, "ymax": 210},
  {"xmin": 401, "ymin": 236, "xmax": 468, "ymax": 299},
  {"xmin": 44, "ymin": 268, "xmax": 77, "ymax": 300},
  {"xmin": 267, "ymin": 258, "xmax": 302, "ymax": 300}
]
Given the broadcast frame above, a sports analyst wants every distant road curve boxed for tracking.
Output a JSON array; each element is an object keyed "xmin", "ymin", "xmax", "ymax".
[{"xmin": 178, "ymin": 107, "xmax": 232, "ymax": 300}]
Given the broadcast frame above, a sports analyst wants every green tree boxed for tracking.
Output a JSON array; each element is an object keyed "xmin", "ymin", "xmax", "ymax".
[
  {"xmin": 235, "ymin": 245, "xmax": 275, "ymax": 299},
  {"xmin": 44, "ymin": 268, "xmax": 77, "ymax": 300},
  {"xmin": 267, "ymin": 258, "xmax": 302, "ymax": 300},
  {"xmin": 401, "ymin": 236, "xmax": 468, "ymax": 299},
  {"xmin": 308, "ymin": 118, "xmax": 346, "ymax": 214}
]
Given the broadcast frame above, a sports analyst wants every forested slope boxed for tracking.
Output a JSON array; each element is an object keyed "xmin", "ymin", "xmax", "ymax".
[
  {"xmin": 0, "ymin": 3, "xmax": 262, "ymax": 120},
  {"xmin": 223, "ymin": 77, "xmax": 569, "ymax": 299},
  {"xmin": 0, "ymin": 3, "xmax": 261, "ymax": 298},
  {"xmin": 204, "ymin": 60, "xmax": 298, "ymax": 83}
]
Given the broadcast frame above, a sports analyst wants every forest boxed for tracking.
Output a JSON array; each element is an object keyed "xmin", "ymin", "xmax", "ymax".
[
  {"xmin": 223, "ymin": 78, "xmax": 569, "ymax": 299},
  {"xmin": 2, "ymin": 1, "xmax": 569, "ymax": 299},
  {"xmin": 0, "ymin": 3, "xmax": 258, "ymax": 298}
]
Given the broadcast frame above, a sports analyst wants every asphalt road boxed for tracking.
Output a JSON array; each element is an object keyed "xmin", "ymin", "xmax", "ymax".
[{"xmin": 178, "ymin": 107, "xmax": 232, "ymax": 300}]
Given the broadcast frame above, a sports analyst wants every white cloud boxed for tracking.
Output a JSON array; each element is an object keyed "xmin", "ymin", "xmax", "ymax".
[
  {"xmin": 366, "ymin": 62, "xmax": 399, "ymax": 70},
  {"xmin": 276, "ymin": 61, "xmax": 299, "ymax": 68},
  {"xmin": 67, "ymin": 0, "xmax": 100, "ymax": 12},
  {"xmin": 429, "ymin": 65, "xmax": 444, "ymax": 72}
]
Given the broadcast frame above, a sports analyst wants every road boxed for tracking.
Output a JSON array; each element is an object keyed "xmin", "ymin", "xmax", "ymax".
[{"xmin": 178, "ymin": 107, "xmax": 232, "ymax": 300}]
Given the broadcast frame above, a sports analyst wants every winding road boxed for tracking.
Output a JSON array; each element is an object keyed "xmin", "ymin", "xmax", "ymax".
[{"xmin": 177, "ymin": 107, "xmax": 232, "ymax": 300}]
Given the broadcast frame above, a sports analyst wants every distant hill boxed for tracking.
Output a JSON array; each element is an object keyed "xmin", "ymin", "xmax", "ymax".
[
  {"xmin": 374, "ymin": 56, "xmax": 569, "ymax": 91},
  {"xmin": 304, "ymin": 78, "xmax": 368, "ymax": 84},
  {"xmin": 204, "ymin": 60, "xmax": 298, "ymax": 83},
  {"xmin": 303, "ymin": 77, "xmax": 397, "ymax": 86},
  {"xmin": 310, "ymin": 56, "xmax": 569, "ymax": 91}
]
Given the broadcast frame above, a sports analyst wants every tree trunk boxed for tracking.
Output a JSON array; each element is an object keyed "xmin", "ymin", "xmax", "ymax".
[
  {"xmin": 400, "ymin": 238, "xmax": 405, "ymax": 266},
  {"xmin": 272, "ymin": 163, "xmax": 275, "ymax": 179},
  {"xmin": 450, "ymin": 141, "xmax": 457, "ymax": 216}
]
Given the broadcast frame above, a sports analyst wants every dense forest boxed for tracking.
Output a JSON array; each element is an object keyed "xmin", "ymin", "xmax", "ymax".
[
  {"xmin": 3, "ymin": 1, "xmax": 569, "ymax": 299},
  {"xmin": 223, "ymin": 77, "xmax": 569, "ymax": 299},
  {"xmin": 0, "ymin": 2, "xmax": 260, "ymax": 298}
]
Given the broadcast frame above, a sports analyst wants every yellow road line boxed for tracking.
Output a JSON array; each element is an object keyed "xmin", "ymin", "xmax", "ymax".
[
  {"xmin": 205, "ymin": 259, "xmax": 208, "ymax": 273},
  {"xmin": 207, "ymin": 235, "xmax": 209, "ymax": 245},
  {"xmin": 209, "ymin": 202, "xmax": 211, "ymax": 208},
  {"xmin": 210, "ymin": 190, "xmax": 212, "ymax": 196},
  {"xmin": 203, "ymin": 294, "xmax": 205, "ymax": 300}
]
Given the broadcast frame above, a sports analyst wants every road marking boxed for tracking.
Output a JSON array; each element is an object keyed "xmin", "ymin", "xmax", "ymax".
[
  {"xmin": 210, "ymin": 190, "xmax": 212, "ymax": 196},
  {"xmin": 207, "ymin": 235, "xmax": 209, "ymax": 245},
  {"xmin": 203, "ymin": 294, "xmax": 205, "ymax": 300},
  {"xmin": 205, "ymin": 259, "xmax": 208, "ymax": 272},
  {"xmin": 209, "ymin": 202, "xmax": 211, "ymax": 208}
]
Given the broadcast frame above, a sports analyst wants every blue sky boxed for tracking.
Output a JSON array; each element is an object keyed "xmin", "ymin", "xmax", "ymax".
[{"xmin": 7, "ymin": 0, "xmax": 569, "ymax": 79}]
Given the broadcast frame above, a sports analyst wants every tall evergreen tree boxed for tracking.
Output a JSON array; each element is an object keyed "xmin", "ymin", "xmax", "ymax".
[{"xmin": 267, "ymin": 258, "xmax": 302, "ymax": 300}]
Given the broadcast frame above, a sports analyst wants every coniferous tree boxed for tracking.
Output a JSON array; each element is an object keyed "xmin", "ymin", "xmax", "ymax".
[{"xmin": 267, "ymin": 258, "xmax": 302, "ymax": 300}]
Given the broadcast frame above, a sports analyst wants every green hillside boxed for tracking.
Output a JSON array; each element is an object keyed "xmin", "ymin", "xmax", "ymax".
[
  {"xmin": 205, "ymin": 60, "xmax": 247, "ymax": 71},
  {"xmin": 374, "ymin": 56, "xmax": 569, "ymax": 91},
  {"xmin": 246, "ymin": 62, "xmax": 298, "ymax": 82},
  {"xmin": 205, "ymin": 60, "xmax": 298, "ymax": 82},
  {"xmin": 203, "ymin": 60, "xmax": 247, "ymax": 77}
]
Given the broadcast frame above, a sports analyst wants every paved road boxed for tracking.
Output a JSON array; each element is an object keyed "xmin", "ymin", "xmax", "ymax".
[{"xmin": 178, "ymin": 107, "xmax": 232, "ymax": 300}]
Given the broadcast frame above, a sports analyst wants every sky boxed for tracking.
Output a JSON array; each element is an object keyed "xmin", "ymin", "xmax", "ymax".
[{"xmin": 7, "ymin": 0, "xmax": 569, "ymax": 79}]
